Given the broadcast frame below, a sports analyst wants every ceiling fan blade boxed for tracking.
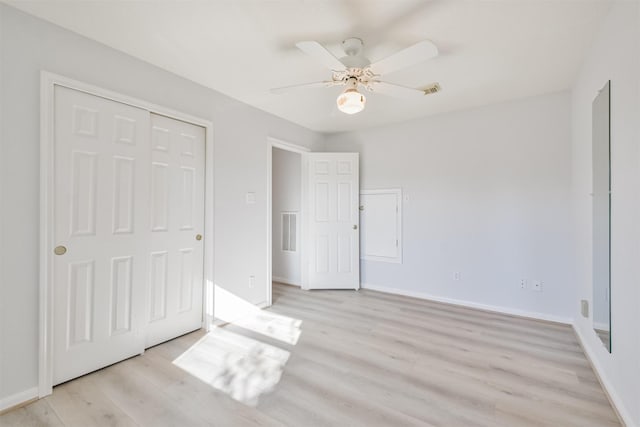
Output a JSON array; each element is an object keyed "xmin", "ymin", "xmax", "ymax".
[
  {"xmin": 371, "ymin": 81, "xmax": 427, "ymax": 99},
  {"xmin": 270, "ymin": 81, "xmax": 333, "ymax": 95},
  {"xmin": 369, "ymin": 40, "xmax": 438, "ymax": 76},
  {"xmin": 295, "ymin": 41, "xmax": 346, "ymax": 71}
]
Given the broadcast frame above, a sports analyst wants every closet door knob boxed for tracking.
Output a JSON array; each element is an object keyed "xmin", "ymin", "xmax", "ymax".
[
  {"xmin": 54, "ymin": 245, "xmax": 67, "ymax": 255},
  {"xmin": 196, "ymin": 234, "xmax": 203, "ymax": 241},
  {"xmin": 352, "ymin": 225, "xmax": 358, "ymax": 230}
]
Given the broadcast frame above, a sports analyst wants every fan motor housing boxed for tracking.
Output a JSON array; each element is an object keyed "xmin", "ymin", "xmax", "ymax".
[{"xmin": 340, "ymin": 37, "xmax": 370, "ymax": 69}]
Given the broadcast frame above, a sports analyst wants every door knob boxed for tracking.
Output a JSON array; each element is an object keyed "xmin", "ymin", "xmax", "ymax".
[
  {"xmin": 353, "ymin": 225, "xmax": 358, "ymax": 230},
  {"xmin": 195, "ymin": 234, "xmax": 202, "ymax": 241},
  {"xmin": 54, "ymin": 245, "xmax": 67, "ymax": 255}
]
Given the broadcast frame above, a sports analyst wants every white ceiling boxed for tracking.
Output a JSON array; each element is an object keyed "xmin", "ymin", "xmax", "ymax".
[{"xmin": 7, "ymin": 0, "xmax": 612, "ymax": 133}]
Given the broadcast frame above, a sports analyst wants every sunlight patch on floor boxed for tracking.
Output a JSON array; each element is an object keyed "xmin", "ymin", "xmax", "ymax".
[
  {"xmin": 173, "ymin": 327, "xmax": 291, "ymax": 406},
  {"xmin": 214, "ymin": 285, "xmax": 302, "ymax": 345}
]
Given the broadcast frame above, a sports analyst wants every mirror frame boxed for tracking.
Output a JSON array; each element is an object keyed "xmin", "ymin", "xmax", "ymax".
[{"xmin": 592, "ymin": 80, "xmax": 611, "ymax": 353}]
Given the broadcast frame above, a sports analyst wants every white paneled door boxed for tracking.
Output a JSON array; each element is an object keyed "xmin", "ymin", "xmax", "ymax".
[
  {"xmin": 306, "ymin": 153, "xmax": 360, "ymax": 289},
  {"xmin": 145, "ymin": 114, "xmax": 205, "ymax": 348},
  {"xmin": 53, "ymin": 86, "xmax": 150, "ymax": 384},
  {"xmin": 52, "ymin": 86, "xmax": 205, "ymax": 385}
]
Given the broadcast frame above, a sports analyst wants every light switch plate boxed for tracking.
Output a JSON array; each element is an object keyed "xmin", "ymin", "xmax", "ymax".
[{"xmin": 246, "ymin": 192, "xmax": 256, "ymax": 204}]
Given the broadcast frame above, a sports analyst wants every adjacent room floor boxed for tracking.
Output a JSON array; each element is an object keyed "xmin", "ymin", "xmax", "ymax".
[{"xmin": 0, "ymin": 283, "xmax": 619, "ymax": 426}]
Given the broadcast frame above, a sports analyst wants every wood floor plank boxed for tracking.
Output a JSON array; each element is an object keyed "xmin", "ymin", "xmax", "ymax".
[
  {"xmin": 45, "ymin": 375, "xmax": 138, "ymax": 427},
  {"xmin": 0, "ymin": 399, "xmax": 64, "ymax": 427},
  {"xmin": 0, "ymin": 283, "xmax": 620, "ymax": 426}
]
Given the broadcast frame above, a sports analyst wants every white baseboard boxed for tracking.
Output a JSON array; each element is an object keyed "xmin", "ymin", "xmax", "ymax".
[
  {"xmin": 0, "ymin": 387, "xmax": 38, "ymax": 413},
  {"xmin": 360, "ymin": 283, "xmax": 573, "ymax": 325},
  {"xmin": 573, "ymin": 324, "xmax": 636, "ymax": 427},
  {"xmin": 593, "ymin": 321, "xmax": 610, "ymax": 331},
  {"xmin": 211, "ymin": 300, "xmax": 271, "ymax": 328},
  {"xmin": 272, "ymin": 276, "xmax": 300, "ymax": 287}
]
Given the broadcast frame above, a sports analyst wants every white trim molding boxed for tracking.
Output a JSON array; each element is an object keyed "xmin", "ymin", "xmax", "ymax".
[
  {"xmin": 272, "ymin": 276, "xmax": 301, "ymax": 287},
  {"xmin": 360, "ymin": 283, "xmax": 573, "ymax": 325},
  {"xmin": 39, "ymin": 71, "xmax": 215, "ymax": 398},
  {"xmin": 0, "ymin": 387, "xmax": 38, "ymax": 414},
  {"xmin": 573, "ymin": 325, "xmax": 636, "ymax": 427},
  {"xmin": 268, "ymin": 137, "xmax": 311, "ymax": 155}
]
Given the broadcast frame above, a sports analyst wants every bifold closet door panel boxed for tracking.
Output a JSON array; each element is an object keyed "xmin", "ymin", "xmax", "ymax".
[
  {"xmin": 145, "ymin": 113, "xmax": 205, "ymax": 348},
  {"xmin": 53, "ymin": 86, "xmax": 150, "ymax": 385}
]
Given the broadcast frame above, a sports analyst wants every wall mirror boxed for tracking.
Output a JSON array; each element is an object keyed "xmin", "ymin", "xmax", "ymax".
[{"xmin": 592, "ymin": 80, "xmax": 611, "ymax": 352}]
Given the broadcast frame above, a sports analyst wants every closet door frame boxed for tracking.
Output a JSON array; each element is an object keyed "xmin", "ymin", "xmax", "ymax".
[{"xmin": 38, "ymin": 71, "xmax": 215, "ymax": 398}]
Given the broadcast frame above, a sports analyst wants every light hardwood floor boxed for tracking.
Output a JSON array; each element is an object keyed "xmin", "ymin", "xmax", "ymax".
[{"xmin": 1, "ymin": 283, "xmax": 620, "ymax": 427}]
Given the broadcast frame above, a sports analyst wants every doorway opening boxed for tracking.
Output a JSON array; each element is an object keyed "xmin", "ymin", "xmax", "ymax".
[
  {"xmin": 267, "ymin": 138, "xmax": 309, "ymax": 306},
  {"xmin": 267, "ymin": 140, "xmax": 361, "ymax": 304}
]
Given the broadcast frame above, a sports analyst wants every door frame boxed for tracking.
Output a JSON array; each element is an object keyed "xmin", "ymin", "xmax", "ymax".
[
  {"xmin": 39, "ymin": 71, "xmax": 215, "ymax": 397},
  {"xmin": 266, "ymin": 137, "xmax": 310, "ymax": 306}
]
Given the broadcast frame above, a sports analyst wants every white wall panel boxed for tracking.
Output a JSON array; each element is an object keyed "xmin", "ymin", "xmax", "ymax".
[
  {"xmin": 570, "ymin": 3, "xmax": 640, "ymax": 425},
  {"xmin": 324, "ymin": 92, "xmax": 573, "ymax": 317}
]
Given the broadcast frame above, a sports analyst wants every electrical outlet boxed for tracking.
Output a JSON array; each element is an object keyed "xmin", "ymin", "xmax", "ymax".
[
  {"xmin": 453, "ymin": 271, "xmax": 461, "ymax": 281},
  {"xmin": 581, "ymin": 300, "xmax": 589, "ymax": 318},
  {"xmin": 520, "ymin": 279, "xmax": 527, "ymax": 289},
  {"xmin": 532, "ymin": 280, "xmax": 543, "ymax": 292},
  {"xmin": 249, "ymin": 275, "xmax": 255, "ymax": 289}
]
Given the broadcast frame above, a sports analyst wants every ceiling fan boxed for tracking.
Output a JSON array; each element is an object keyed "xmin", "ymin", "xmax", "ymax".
[{"xmin": 271, "ymin": 37, "xmax": 441, "ymax": 115}]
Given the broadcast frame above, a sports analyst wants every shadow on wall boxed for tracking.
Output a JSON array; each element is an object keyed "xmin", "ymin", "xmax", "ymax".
[{"xmin": 173, "ymin": 284, "xmax": 302, "ymax": 405}]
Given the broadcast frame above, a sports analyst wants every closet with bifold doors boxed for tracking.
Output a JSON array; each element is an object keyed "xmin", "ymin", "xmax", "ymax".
[{"xmin": 52, "ymin": 85, "xmax": 205, "ymax": 385}]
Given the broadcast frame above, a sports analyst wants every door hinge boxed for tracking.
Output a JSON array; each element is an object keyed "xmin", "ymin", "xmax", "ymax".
[{"xmin": 396, "ymin": 239, "xmax": 398, "ymax": 247}]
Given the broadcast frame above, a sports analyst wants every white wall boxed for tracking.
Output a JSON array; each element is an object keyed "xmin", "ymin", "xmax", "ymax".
[
  {"xmin": 570, "ymin": 2, "xmax": 640, "ymax": 425},
  {"xmin": 324, "ymin": 92, "xmax": 574, "ymax": 321},
  {"xmin": 272, "ymin": 148, "xmax": 302, "ymax": 285},
  {"xmin": 0, "ymin": 3, "xmax": 322, "ymax": 405}
]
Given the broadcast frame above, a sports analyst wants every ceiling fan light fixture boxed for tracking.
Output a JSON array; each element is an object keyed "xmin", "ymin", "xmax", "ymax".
[{"xmin": 337, "ymin": 88, "xmax": 366, "ymax": 115}]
